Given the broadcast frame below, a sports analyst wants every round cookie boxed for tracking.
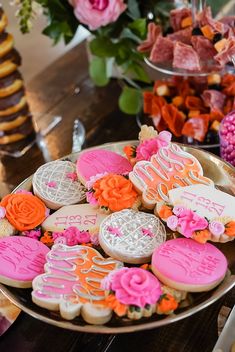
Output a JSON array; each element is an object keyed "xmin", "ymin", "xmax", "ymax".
[
  {"xmin": 99, "ymin": 209, "xmax": 166, "ymax": 264},
  {"xmin": 151, "ymin": 238, "xmax": 227, "ymax": 292},
  {"xmin": 76, "ymin": 148, "xmax": 133, "ymax": 185},
  {"xmin": 0, "ymin": 236, "xmax": 50, "ymax": 288},
  {"xmin": 32, "ymin": 160, "xmax": 86, "ymax": 210}
]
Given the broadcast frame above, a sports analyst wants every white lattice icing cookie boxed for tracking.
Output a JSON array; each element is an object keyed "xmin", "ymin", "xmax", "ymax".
[
  {"xmin": 129, "ymin": 143, "xmax": 214, "ymax": 209},
  {"xmin": 42, "ymin": 204, "xmax": 108, "ymax": 234},
  {"xmin": 32, "ymin": 160, "xmax": 86, "ymax": 210},
  {"xmin": 32, "ymin": 245, "xmax": 123, "ymax": 324},
  {"xmin": 99, "ymin": 209, "xmax": 166, "ymax": 264}
]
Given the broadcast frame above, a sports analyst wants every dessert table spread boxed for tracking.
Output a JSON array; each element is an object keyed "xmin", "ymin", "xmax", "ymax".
[{"xmin": 0, "ymin": 40, "xmax": 234, "ymax": 352}]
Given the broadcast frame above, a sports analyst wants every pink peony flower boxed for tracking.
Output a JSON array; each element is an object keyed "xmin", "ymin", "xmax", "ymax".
[
  {"xmin": 86, "ymin": 191, "xmax": 99, "ymax": 205},
  {"xmin": 64, "ymin": 226, "xmax": 80, "ymax": 246},
  {"xmin": 209, "ymin": 221, "xmax": 225, "ymax": 237},
  {"xmin": 70, "ymin": 0, "xmax": 127, "ymax": 31},
  {"xmin": 77, "ymin": 230, "xmax": 91, "ymax": 243},
  {"xmin": 136, "ymin": 131, "xmax": 172, "ymax": 161},
  {"xmin": 110, "ymin": 267, "xmax": 162, "ymax": 307},
  {"xmin": 177, "ymin": 209, "xmax": 208, "ymax": 238},
  {"xmin": 166, "ymin": 215, "xmax": 179, "ymax": 231},
  {"xmin": 172, "ymin": 205, "xmax": 187, "ymax": 217},
  {"xmin": 0, "ymin": 206, "xmax": 6, "ymax": 219},
  {"xmin": 86, "ymin": 172, "xmax": 109, "ymax": 190},
  {"xmin": 23, "ymin": 229, "xmax": 41, "ymax": 240}
]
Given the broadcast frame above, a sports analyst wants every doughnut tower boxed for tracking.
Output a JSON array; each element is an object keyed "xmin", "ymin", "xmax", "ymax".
[{"xmin": 0, "ymin": 7, "xmax": 35, "ymax": 152}]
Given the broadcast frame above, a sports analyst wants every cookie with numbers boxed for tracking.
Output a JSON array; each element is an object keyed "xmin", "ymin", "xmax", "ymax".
[
  {"xmin": 99, "ymin": 209, "xmax": 166, "ymax": 264},
  {"xmin": 32, "ymin": 160, "xmax": 86, "ymax": 210}
]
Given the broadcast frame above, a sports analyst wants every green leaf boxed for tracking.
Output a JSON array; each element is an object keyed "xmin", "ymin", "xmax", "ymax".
[
  {"xmin": 125, "ymin": 62, "xmax": 151, "ymax": 84},
  {"xmin": 89, "ymin": 57, "xmax": 110, "ymax": 87},
  {"xmin": 127, "ymin": 0, "xmax": 141, "ymax": 19},
  {"xmin": 120, "ymin": 28, "xmax": 142, "ymax": 43},
  {"xmin": 119, "ymin": 86, "xmax": 142, "ymax": 114},
  {"xmin": 128, "ymin": 19, "xmax": 147, "ymax": 39},
  {"xmin": 43, "ymin": 21, "xmax": 73, "ymax": 44},
  {"xmin": 89, "ymin": 37, "xmax": 117, "ymax": 58}
]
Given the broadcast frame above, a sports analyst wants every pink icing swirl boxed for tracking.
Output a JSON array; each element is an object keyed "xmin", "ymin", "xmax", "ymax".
[
  {"xmin": 108, "ymin": 267, "xmax": 162, "ymax": 307},
  {"xmin": 136, "ymin": 131, "xmax": 172, "ymax": 161},
  {"xmin": 177, "ymin": 209, "xmax": 208, "ymax": 238},
  {"xmin": 209, "ymin": 221, "xmax": 225, "ymax": 237}
]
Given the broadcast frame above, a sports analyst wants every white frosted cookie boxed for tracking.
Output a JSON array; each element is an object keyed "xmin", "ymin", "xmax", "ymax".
[
  {"xmin": 42, "ymin": 204, "xmax": 108, "ymax": 233},
  {"xmin": 129, "ymin": 143, "xmax": 214, "ymax": 209},
  {"xmin": 32, "ymin": 244, "xmax": 123, "ymax": 323},
  {"xmin": 32, "ymin": 160, "xmax": 86, "ymax": 210},
  {"xmin": 99, "ymin": 209, "xmax": 166, "ymax": 264}
]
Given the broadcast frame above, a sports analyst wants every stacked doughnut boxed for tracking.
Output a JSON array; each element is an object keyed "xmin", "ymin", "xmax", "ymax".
[{"xmin": 0, "ymin": 7, "xmax": 35, "ymax": 152}]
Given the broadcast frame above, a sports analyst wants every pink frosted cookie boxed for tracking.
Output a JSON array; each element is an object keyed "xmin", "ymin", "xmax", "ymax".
[
  {"xmin": 32, "ymin": 160, "xmax": 86, "ymax": 210},
  {"xmin": 0, "ymin": 236, "xmax": 49, "ymax": 288},
  {"xmin": 151, "ymin": 238, "xmax": 227, "ymax": 292},
  {"xmin": 76, "ymin": 149, "xmax": 133, "ymax": 184},
  {"xmin": 129, "ymin": 143, "xmax": 214, "ymax": 209},
  {"xmin": 99, "ymin": 209, "xmax": 166, "ymax": 264},
  {"xmin": 32, "ymin": 244, "xmax": 123, "ymax": 324}
]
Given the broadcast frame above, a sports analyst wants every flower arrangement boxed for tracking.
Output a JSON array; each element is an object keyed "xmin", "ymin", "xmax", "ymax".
[
  {"xmin": 157, "ymin": 203, "xmax": 235, "ymax": 243},
  {"xmin": 13, "ymin": 0, "xmax": 173, "ymax": 114}
]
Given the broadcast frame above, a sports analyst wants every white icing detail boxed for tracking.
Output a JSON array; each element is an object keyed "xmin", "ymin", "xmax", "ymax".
[{"xmin": 99, "ymin": 209, "xmax": 166, "ymax": 264}]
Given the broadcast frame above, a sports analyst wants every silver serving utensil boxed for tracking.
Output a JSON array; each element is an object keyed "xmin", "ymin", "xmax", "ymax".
[
  {"xmin": 0, "ymin": 116, "xmax": 62, "ymax": 158},
  {"xmin": 71, "ymin": 118, "xmax": 86, "ymax": 153}
]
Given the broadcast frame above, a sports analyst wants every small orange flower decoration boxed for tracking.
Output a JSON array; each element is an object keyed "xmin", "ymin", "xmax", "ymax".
[
  {"xmin": 40, "ymin": 231, "xmax": 54, "ymax": 247},
  {"xmin": 93, "ymin": 174, "xmax": 138, "ymax": 212},
  {"xmin": 225, "ymin": 221, "xmax": 235, "ymax": 237},
  {"xmin": 157, "ymin": 294, "xmax": 178, "ymax": 314},
  {"xmin": 0, "ymin": 193, "xmax": 47, "ymax": 231},
  {"xmin": 192, "ymin": 229, "xmax": 211, "ymax": 243},
  {"xmin": 158, "ymin": 205, "xmax": 173, "ymax": 219},
  {"xmin": 105, "ymin": 294, "xmax": 127, "ymax": 317}
]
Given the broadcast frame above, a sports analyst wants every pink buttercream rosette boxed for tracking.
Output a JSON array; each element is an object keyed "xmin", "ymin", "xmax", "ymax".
[{"xmin": 102, "ymin": 267, "xmax": 162, "ymax": 308}]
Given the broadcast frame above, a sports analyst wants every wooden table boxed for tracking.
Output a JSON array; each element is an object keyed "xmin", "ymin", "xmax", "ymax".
[{"xmin": 0, "ymin": 40, "xmax": 234, "ymax": 352}]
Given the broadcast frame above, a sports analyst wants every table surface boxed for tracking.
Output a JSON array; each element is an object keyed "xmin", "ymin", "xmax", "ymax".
[{"xmin": 0, "ymin": 40, "xmax": 234, "ymax": 352}]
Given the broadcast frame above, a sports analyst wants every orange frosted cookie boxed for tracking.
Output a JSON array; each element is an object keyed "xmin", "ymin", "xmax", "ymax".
[{"xmin": 0, "ymin": 193, "xmax": 48, "ymax": 231}]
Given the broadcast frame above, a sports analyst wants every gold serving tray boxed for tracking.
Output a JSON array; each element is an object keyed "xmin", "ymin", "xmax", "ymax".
[{"xmin": 0, "ymin": 141, "xmax": 235, "ymax": 334}]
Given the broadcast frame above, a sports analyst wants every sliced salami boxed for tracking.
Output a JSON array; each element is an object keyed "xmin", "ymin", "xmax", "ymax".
[
  {"xmin": 201, "ymin": 89, "xmax": 226, "ymax": 112},
  {"xmin": 214, "ymin": 37, "xmax": 235, "ymax": 66},
  {"xmin": 138, "ymin": 23, "xmax": 161, "ymax": 53},
  {"xmin": 173, "ymin": 42, "xmax": 200, "ymax": 71},
  {"xmin": 170, "ymin": 7, "xmax": 192, "ymax": 32},
  {"xmin": 167, "ymin": 27, "xmax": 192, "ymax": 45},
  {"xmin": 150, "ymin": 35, "xmax": 174, "ymax": 63},
  {"xmin": 191, "ymin": 36, "xmax": 217, "ymax": 61}
]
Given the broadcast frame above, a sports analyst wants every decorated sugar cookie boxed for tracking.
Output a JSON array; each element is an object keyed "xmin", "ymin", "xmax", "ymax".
[
  {"xmin": 129, "ymin": 143, "xmax": 214, "ymax": 209},
  {"xmin": 101, "ymin": 267, "xmax": 183, "ymax": 319},
  {"xmin": 0, "ymin": 236, "xmax": 49, "ymax": 288},
  {"xmin": 32, "ymin": 244, "xmax": 123, "ymax": 324},
  {"xmin": 157, "ymin": 184, "xmax": 235, "ymax": 243},
  {"xmin": 87, "ymin": 174, "xmax": 139, "ymax": 212},
  {"xmin": 151, "ymin": 238, "xmax": 227, "ymax": 292},
  {"xmin": 99, "ymin": 209, "xmax": 166, "ymax": 264},
  {"xmin": 42, "ymin": 204, "xmax": 108, "ymax": 234},
  {"xmin": 32, "ymin": 160, "xmax": 86, "ymax": 210},
  {"xmin": 76, "ymin": 149, "xmax": 133, "ymax": 184},
  {"xmin": 0, "ymin": 193, "xmax": 48, "ymax": 231}
]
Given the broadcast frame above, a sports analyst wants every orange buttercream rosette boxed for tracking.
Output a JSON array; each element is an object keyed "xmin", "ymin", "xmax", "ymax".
[
  {"xmin": 0, "ymin": 193, "xmax": 47, "ymax": 231},
  {"xmin": 93, "ymin": 174, "xmax": 138, "ymax": 212}
]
